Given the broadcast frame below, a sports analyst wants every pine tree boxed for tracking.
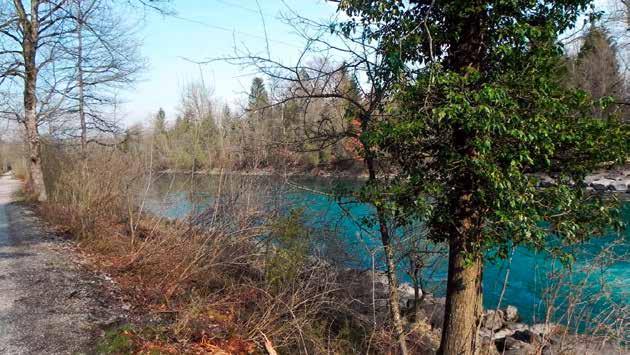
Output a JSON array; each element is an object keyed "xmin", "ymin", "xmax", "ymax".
[{"xmin": 570, "ymin": 26, "xmax": 625, "ymax": 117}]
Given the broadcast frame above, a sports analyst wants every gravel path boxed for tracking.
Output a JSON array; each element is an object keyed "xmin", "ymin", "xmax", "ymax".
[{"xmin": 0, "ymin": 174, "xmax": 123, "ymax": 354}]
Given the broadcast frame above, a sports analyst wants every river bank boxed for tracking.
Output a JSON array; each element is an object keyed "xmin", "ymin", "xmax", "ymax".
[
  {"xmin": 345, "ymin": 265, "xmax": 628, "ymax": 354},
  {"xmin": 158, "ymin": 166, "xmax": 630, "ymax": 193},
  {"xmin": 13, "ymin": 160, "xmax": 627, "ymax": 354}
]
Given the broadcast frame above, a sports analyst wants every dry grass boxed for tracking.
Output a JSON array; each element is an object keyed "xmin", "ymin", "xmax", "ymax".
[{"xmin": 37, "ymin": 148, "xmax": 439, "ymax": 354}]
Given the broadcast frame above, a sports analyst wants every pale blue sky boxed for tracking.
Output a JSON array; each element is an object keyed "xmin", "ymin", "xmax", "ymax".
[
  {"xmin": 121, "ymin": 0, "xmax": 340, "ymax": 126},
  {"xmin": 120, "ymin": 0, "xmax": 624, "ymax": 127}
]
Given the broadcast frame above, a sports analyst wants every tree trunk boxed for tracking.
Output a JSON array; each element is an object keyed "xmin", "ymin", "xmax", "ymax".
[
  {"xmin": 382, "ymin": 232, "xmax": 409, "ymax": 355},
  {"xmin": 438, "ymin": 2, "xmax": 487, "ymax": 353},
  {"xmin": 439, "ymin": 237, "xmax": 483, "ymax": 355},
  {"xmin": 76, "ymin": 2, "xmax": 87, "ymax": 159},
  {"xmin": 364, "ymin": 145, "xmax": 408, "ymax": 355},
  {"xmin": 21, "ymin": 2, "xmax": 47, "ymax": 201},
  {"xmin": 24, "ymin": 108, "xmax": 47, "ymax": 202},
  {"xmin": 438, "ymin": 128, "xmax": 485, "ymax": 355},
  {"xmin": 410, "ymin": 258, "xmax": 425, "ymax": 324}
]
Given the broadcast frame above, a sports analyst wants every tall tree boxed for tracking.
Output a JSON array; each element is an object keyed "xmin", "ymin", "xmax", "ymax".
[
  {"xmin": 570, "ymin": 26, "xmax": 625, "ymax": 117},
  {"xmin": 245, "ymin": 77, "xmax": 271, "ymax": 167},
  {"xmin": 337, "ymin": 1, "xmax": 628, "ymax": 354},
  {"xmin": 248, "ymin": 77, "xmax": 269, "ymax": 113},
  {"xmin": 0, "ymin": 0, "xmax": 75, "ymax": 201},
  {"xmin": 152, "ymin": 107, "xmax": 166, "ymax": 136},
  {"xmin": 151, "ymin": 107, "xmax": 169, "ymax": 169},
  {"xmin": 64, "ymin": 0, "xmax": 143, "ymax": 157},
  {"xmin": 227, "ymin": 44, "xmax": 412, "ymax": 354}
]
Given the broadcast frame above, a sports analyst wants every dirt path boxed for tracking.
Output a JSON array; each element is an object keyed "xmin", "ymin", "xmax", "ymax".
[{"xmin": 0, "ymin": 174, "xmax": 123, "ymax": 354}]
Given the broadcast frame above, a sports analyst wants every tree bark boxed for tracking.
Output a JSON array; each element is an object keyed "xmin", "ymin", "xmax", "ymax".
[
  {"xmin": 438, "ymin": 129, "xmax": 485, "ymax": 355},
  {"xmin": 439, "ymin": 237, "xmax": 483, "ymax": 355},
  {"xmin": 20, "ymin": 0, "xmax": 47, "ymax": 201}
]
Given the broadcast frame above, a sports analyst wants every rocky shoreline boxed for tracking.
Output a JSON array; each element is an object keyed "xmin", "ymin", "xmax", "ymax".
[
  {"xmin": 476, "ymin": 306, "xmax": 624, "ymax": 354},
  {"xmin": 347, "ymin": 270, "xmax": 626, "ymax": 354},
  {"xmin": 537, "ymin": 168, "xmax": 630, "ymax": 193},
  {"xmin": 160, "ymin": 167, "xmax": 630, "ymax": 193}
]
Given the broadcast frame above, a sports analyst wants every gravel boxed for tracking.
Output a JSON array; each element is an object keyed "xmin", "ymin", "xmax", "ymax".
[{"xmin": 0, "ymin": 174, "xmax": 124, "ymax": 355}]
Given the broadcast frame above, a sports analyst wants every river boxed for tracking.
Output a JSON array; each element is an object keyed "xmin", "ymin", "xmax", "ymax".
[{"xmin": 144, "ymin": 173, "xmax": 629, "ymax": 327}]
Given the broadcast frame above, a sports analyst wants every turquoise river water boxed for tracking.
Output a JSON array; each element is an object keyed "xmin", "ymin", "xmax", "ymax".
[{"xmin": 145, "ymin": 174, "xmax": 628, "ymax": 326}]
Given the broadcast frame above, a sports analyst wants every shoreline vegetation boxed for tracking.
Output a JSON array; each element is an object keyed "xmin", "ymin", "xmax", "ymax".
[
  {"xmin": 160, "ymin": 167, "xmax": 630, "ymax": 193},
  {"xmin": 12, "ymin": 149, "xmax": 624, "ymax": 354}
]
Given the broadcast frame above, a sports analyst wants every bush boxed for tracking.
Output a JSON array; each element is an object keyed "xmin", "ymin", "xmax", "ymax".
[
  {"xmin": 37, "ymin": 146, "xmax": 432, "ymax": 354},
  {"xmin": 42, "ymin": 148, "xmax": 143, "ymax": 240}
]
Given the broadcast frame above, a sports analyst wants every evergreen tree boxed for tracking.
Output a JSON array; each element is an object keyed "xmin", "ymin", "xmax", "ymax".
[
  {"xmin": 153, "ymin": 108, "xmax": 167, "ymax": 136},
  {"xmin": 248, "ymin": 77, "xmax": 269, "ymax": 113},
  {"xmin": 571, "ymin": 26, "xmax": 625, "ymax": 117},
  {"xmin": 152, "ymin": 108, "xmax": 169, "ymax": 168}
]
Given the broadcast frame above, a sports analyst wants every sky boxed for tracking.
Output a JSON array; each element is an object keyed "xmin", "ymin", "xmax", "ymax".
[
  {"xmin": 118, "ymin": 0, "xmax": 626, "ymax": 127},
  {"xmin": 120, "ymin": 0, "xmax": 340, "ymax": 126}
]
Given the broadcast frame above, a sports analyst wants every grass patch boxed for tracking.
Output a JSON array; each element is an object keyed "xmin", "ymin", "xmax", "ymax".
[{"xmin": 94, "ymin": 325, "xmax": 136, "ymax": 355}]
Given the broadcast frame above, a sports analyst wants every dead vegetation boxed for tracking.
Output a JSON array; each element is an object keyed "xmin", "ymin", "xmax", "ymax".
[{"xmin": 36, "ymin": 148, "xmax": 442, "ymax": 354}]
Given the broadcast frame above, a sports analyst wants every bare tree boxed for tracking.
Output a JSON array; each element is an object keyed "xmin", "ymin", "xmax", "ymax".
[
  {"xmin": 61, "ymin": 0, "xmax": 144, "ymax": 157},
  {"xmin": 212, "ymin": 13, "xmax": 419, "ymax": 354},
  {"xmin": 0, "ymin": 0, "xmax": 76, "ymax": 201}
]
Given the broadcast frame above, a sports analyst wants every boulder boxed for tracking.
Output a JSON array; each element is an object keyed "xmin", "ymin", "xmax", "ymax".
[
  {"xmin": 591, "ymin": 178, "xmax": 615, "ymax": 191},
  {"xmin": 483, "ymin": 310, "xmax": 505, "ymax": 331},
  {"xmin": 492, "ymin": 327, "xmax": 515, "ymax": 340},
  {"xmin": 530, "ymin": 323, "xmax": 558, "ymax": 337},
  {"xmin": 398, "ymin": 282, "xmax": 421, "ymax": 309},
  {"xmin": 537, "ymin": 174, "xmax": 555, "ymax": 187},
  {"xmin": 399, "ymin": 283, "xmax": 418, "ymax": 298},
  {"xmin": 495, "ymin": 336, "xmax": 537, "ymax": 355},
  {"xmin": 479, "ymin": 336, "xmax": 500, "ymax": 355},
  {"xmin": 584, "ymin": 174, "xmax": 604, "ymax": 185},
  {"xmin": 505, "ymin": 305, "xmax": 519, "ymax": 322},
  {"xmin": 510, "ymin": 323, "xmax": 529, "ymax": 332},
  {"xmin": 611, "ymin": 180, "xmax": 628, "ymax": 192},
  {"xmin": 512, "ymin": 329, "xmax": 542, "ymax": 347},
  {"xmin": 421, "ymin": 297, "xmax": 445, "ymax": 329}
]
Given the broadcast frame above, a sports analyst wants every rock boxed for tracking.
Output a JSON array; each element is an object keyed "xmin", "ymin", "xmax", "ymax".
[
  {"xmin": 496, "ymin": 336, "xmax": 537, "ymax": 355},
  {"xmin": 421, "ymin": 298, "xmax": 445, "ymax": 329},
  {"xmin": 505, "ymin": 305, "xmax": 519, "ymax": 322},
  {"xmin": 512, "ymin": 329, "xmax": 542, "ymax": 346},
  {"xmin": 537, "ymin": 174, "xmax": 555, "ymax": 187},
  {"xmin": 510, "ymin": 323, "xmax": 529, "ymax": 331},
  {"xmin": 398, "ymin": 283, "xmax": 417, "ymax": 298},
  {"xmin": 584, "ymin": 173, "xmax": 605, "ymax": 185},
  {"xmin": 611, "ymin": 180, "xmax": 628, "ymax": 192},
  {"xmin": 591, "ymin": 178, "xmax": 615, "ymax": 191},
  {"xmin": 479, "ymin": 329, "xmax": 492, "ymax": 338},
  {"xmin": 483, "ymin": 310, "xmax": 505, "ymax": 331},
  {"xmin": 543, "ymin": 334, "xmax": 623, "ymax": 355},
  {"xmin": 398, "ymin": 283, "xmax": 421, "ymax": 309},
  {"xmin": 492, "ymin": 327, "xmax": 515, "ymax": 340},
  {"xmin": 479, "ymin": 336, "xmax": 500, "ymax": 355},
  {"xmin": 530, "ymin": 323, "xmax": 558, "ymax": 336}
]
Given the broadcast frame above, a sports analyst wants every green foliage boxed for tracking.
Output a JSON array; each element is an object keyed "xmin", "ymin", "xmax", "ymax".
[
  {"xmin": 265, "ymin": 209, "xmax": 311, "ymax": 288},
  {"xmin": 94, "ymin": 325, "xmax": 135, "ymax": 354},
  {"xmin": 339, "ymin": 0, "xmax": 628, "ymax": 261},
  {"xmin": 248, "ymin": 77, "xmax": 269, "ymax": 112}
]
